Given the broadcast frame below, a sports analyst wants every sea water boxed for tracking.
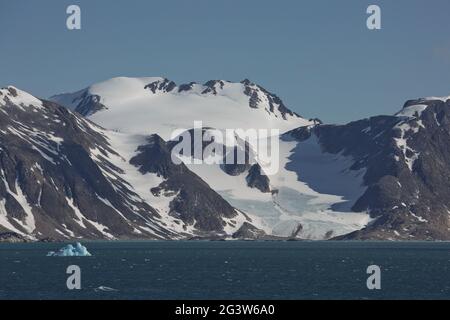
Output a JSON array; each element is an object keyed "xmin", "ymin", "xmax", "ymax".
[{"xmin": 1, "ymin": 241, "xmax": 449, "ymax": 300}]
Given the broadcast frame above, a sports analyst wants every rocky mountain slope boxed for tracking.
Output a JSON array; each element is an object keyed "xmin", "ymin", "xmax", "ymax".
[
  {"xmin": 0, "ymin": 86, "xmax": 260, "ymax": 240},
  {"xmin": 286, "ymin": 97, "xmax": 450, "ymax": 240}
]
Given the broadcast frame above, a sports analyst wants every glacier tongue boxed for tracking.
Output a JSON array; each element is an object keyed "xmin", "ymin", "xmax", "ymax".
[{"xmin": 183, "ymin": 134, "xmax": 371, "ymax": 240}]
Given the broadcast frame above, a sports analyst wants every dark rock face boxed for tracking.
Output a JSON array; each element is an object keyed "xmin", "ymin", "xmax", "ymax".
[
  {"xmin": 0, "ymin": 232, "xmax": 28, "ymax": 243},
  {"xmin": 287, "ymin": 126, "xmax": 313, "ymax": 142},
  {"xmin": 246, "ymin": 164, "xmax": 271, "ymax": 193},
  {"xmin": 167, "ymin": 127, "xmax": 217, "ymax": 162},
  {"xmin": 130, "ymin": 135, "xmax": 239, "ymax": 232},
  {"xmin": 178, "ymin": 82, "xmax": 197, "ymax": 93},
  {"xmin": 219, "ymin": 137, "xmax": 269, "ymax": 192},
  {"xmin": 287, "ymin": 99, "xmax": 450, "ymax": 240},
  {"xmin": 51, "ymin": 89, "xmax": 108, "ymax": 116},
  {"xmin": 73, "ymin": 92, "xmax": 107, "ymax": 116},
  {"xmin": 221, "ymin": 143, "xmax": 253, "ymax": 177},
  {"xmin": 240, "ymin": 79, "xmax": 300, "ymax": 120},
  {"xmin": 7, "ymin": 87, "xmax": 18, "ymax": 97},
  {"xmin": 290, "ymin": 223, "xmax": 303, "ymax": 238},
  {"xmin": 202, "ymin": 80, "xmax": 227, "ymax": 95},
  {"xmin": 168, "ymin": 127, "xmax": 271, "ymax": 193},
  {"xmin": 144, "ymin": 78, "xmax": 177, "ymax": 94},
  {"xmin": 232, "ymin": 222, "xmax": 266, "ymax": 239}
]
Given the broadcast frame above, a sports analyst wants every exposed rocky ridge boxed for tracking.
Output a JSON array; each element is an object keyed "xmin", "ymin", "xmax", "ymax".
[
  {"xmin": 50, "ymin": 89, "xmax": 108, "ymax": 117},
  {"xmin": 246, "ymin": 164, "xmax": 271, "ymax": 193},
  {"xmin": 129, "ymin": 134, "xmax": 242, "ymax": 232},
  {"xmin": 144, "ymin": 78, "xmax": 177, "ymax": 94},
  {"xmin": 240, "ymin": 79, "xmax": 299, "ymax": 120}
]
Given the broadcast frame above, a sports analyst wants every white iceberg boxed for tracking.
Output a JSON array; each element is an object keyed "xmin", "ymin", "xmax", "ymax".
[{"xmin": 47, "ymin": 242, "xmax": 92, "ymax": 257}]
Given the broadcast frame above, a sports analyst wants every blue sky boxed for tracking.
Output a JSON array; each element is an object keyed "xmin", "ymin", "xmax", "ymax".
[{"xmin": 1, "ymin": 0, "xmax": 450, "ymax": 123}]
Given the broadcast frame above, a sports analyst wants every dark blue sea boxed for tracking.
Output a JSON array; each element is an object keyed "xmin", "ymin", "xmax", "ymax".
[{"xmin": 1, "ymin": 241, "xmax": 450, "ymax": 300}]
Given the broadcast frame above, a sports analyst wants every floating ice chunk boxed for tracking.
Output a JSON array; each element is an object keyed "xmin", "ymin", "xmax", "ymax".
[{"xmin": 47, "ymin": 242, "xmax": 92, "ymax": 257}]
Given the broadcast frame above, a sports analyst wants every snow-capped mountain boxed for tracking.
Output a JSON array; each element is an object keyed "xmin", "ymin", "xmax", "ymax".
[
  {"xmin": 347, "ymin": 97, "xmax": 450, "ymax": 240},
  {"xmin": 51, "ymin": 77, "xmax": 315, "ymax": 139},
  {"xmin": 295, "ymin": 96, "xmax": 450, "ymax": 240},
  {"xmin": 51, "ymin": 77, "xmax": 370, "ymax": 240},
  {"xmin": 2, "ymin": 77, "xmax": 450, "ymax": 241},
  {"xmin": 0, "ymin": 86, "xmax": 263, "ymax": 241}
]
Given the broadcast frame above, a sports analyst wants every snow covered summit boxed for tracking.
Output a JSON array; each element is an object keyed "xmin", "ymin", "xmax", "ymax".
[{"xmin": 50, "ymin": 77, "xmax": 315, "ymax": 139}]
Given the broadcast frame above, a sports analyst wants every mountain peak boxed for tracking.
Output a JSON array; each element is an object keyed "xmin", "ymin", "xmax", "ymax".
[
  {"xmin": 1, "ymin": 86, "xmax": 44, "ymax": 109},
  {"xmin": 50, "ymin": 76, "xmax": 313, "ymax": 138},
  {"xmin": 396, "ymin": 95, "xmax": 450, "ymax": 118}
]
